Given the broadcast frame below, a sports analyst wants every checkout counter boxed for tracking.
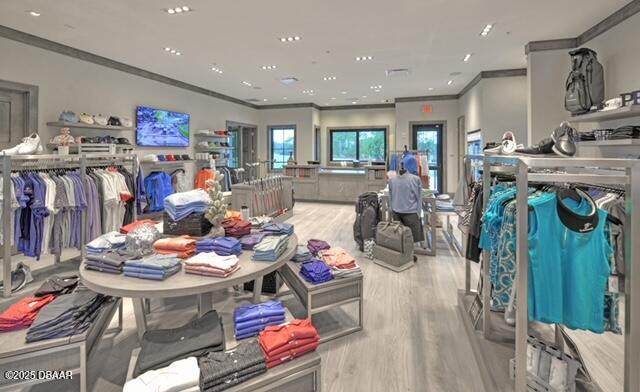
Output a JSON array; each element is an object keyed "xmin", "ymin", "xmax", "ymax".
[{"xmin": 284, "ymin": 164, "xmax": 386, "ymax": 202}]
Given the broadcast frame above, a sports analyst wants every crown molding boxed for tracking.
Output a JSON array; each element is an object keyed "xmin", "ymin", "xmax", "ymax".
[
  {"xmin": 394, "ymin": 95, "xmax": 459, "ymax": 103},
  {"xmin": 0, "ymin": 25, "xmax": 259, "ymax": 109},
  {"xmin": 318, "ymin": 103, "xmax": 396, "ymax": 111},
  {"xmin": 526, "ymin": 1, "xmax": 640, "ymax": 54},
  {"xmin": 257, "ymin": 103, "xmax": 318, "ymax": 110}
]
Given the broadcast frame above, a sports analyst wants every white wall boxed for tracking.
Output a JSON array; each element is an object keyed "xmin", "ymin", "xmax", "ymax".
[
  {"xmin": 459, "ymin": 83, "xmax": 483, "ymax": 135},
  {"xmin": 0, "ymin": 37, "xmax": 258, "ymax": 182},
  {"xmin": 257, "ymin": 107, "xmax": 313, "ymax": 164},
  {"xmin": 319, "ymin": 108, "xmax": 396, "ymax": 165},
  {"xmin": 395, "ymin": 99, "xmax": 460, "ymax": 191},
  {"xmin": 481, "ymin": 77, "xmax": 528, "ymax": 144}
]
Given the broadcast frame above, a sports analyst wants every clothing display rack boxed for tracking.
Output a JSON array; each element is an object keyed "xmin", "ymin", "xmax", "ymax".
[
  {"xmin": 460, "ymin": 154, "xmax": 640, "ymax": 392},
  {"xmin": 0, "ymin": 153, "xmax": 137, "ymax": 298}
]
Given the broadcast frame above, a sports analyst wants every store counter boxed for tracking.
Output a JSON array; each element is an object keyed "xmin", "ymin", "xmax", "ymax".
[{"xmin": 284, "ymin": 164, "xmax": 386, "ymax": 202}]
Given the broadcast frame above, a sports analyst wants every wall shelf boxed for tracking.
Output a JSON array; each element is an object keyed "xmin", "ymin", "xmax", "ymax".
[
  {"xmin": 46, "ymin": 121, "xmax": 135, "ymax": 131},
  {"xmin": 569, "ymin": 104, "xmax": 640, "ymax": 123},
  {"xmin": 576, "ymin": 139, "xmax": 640, "ymax": 146},
  {"xmin": 195, "ymin": 133, "xmax": 232, "ymax": 139}
]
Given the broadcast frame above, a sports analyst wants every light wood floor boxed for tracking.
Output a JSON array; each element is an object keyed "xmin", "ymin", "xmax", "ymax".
[{"xmin": 27, "ymin": 202, "xmax": 486, "ymax": 392}]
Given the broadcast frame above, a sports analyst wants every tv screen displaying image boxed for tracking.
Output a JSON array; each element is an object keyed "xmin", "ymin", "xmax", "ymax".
[{"xmin": 136, "ymin": 106, "xmax": 190, "ymax": 147}]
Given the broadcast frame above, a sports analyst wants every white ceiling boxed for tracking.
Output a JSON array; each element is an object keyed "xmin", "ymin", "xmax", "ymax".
[{"xmin": 0, "ymin": 0, "xmax": 629, "ymax": 106}]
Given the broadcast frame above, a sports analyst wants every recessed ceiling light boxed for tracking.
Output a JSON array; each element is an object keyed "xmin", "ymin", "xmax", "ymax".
[
  {"xmin": 170, "ymin": 49, "xmax": 176, "ymax": 53},
  {"xmin": 341, "ymin": 91, "xmax": 347, "ymax": 94},
  {"xmin": 355, "ymin": 56, "xmax": 373, "ymax": 62},
  {"xmin": 480, "ymin": 23, "xmax": 494, "ymax": 36},
  {"xmin": 330, "ymin": 97, "xmax": 336, "ymax": 100},
  {"xmin": 167, "ymin": 8, "xmax": 175, "ymax": 14},
  {"xmin": 447, "ymin": 80, "xmax": 454, "ymax": 85},
  {"xmin": 361, "ymin": 95, "xmax": 367, "ymax": 98},
  {"xmin": 323, "ymin": 76, "xmax": 337, "ymax": 81},
  {"xmin": 175, "ymin": 52, "xmax": 182, "ymax": 56},
  {"xmin": 279, "ymin": 35, "xmax": 301, "ymax": 43},
  {"xmin": 175, "ymin": 7, "xmax": 183, "ymax": 13},
  {"xmin": 242, "ymin": 81, "xmax": 253, "ymax": 87},
  {"xmin": 351, "ymin": 101, "xmax": 357, "ymax": 104},
  {"xmin": 28, "ymin": 10, "xmax": 41, "ymax": 17},
  {"xmin": 261, "ymin": 65, "xmax": 277, "ymax": 70},
  {"xmin": 294, "ymin": 36, "xmax": 300, "ymax": 41},
  {"xmin": 210, "ymin": 66, "xmax": 223, "ymax": 74},
  {"xmin": 263, "ymin": 99, "xmax": 268, "ymax": 102},
  {"xmin": 302, "ymin": 90, "xmax": 314, "ymax": 94},
  {"xmin": 283, "ymin": 97, "xmax": 288, "ymax": 100},
  {"xmin": 182, "ymin": 6, "xmax": 190, "ymax": 11},
  {"xmin": 166, "ymin": 6, "xmax": 192, "ymax": 14},
  {"xmin": 374, "ymin": 89, "xmax": 381, "ymax": 93},
  {"xmin": 463, "ymin": 53, "xmax": 473, "ymax": 62},
  {"xmin": 164, "ymin": 47, "xmax": 171, "ymax": 51},
  {"xmin": 370, "ymin": 85, "xmax": 382, "ymax": 90},
  {"xmin": 164, "ymin": 47, "xmax": 184, "ymax": 56},
  {"xmin": 428, "ymin": 87, "xmax": 434, "ymax": 91}
]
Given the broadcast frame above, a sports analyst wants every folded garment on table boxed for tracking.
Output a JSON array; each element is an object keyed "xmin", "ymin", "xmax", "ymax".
[
  {"xmin": 34, "ymin": 275, "xmax": 79, "ymax": 296},
  {"xmin": 239, "ymin": 232, "xmax": 268, "ymax": 250},
  {"xmin": 153, "ymin": 235, "xmax": 196, "ymax": 259},
  {"xmin": 258, "ymin": 319, "xmax": 319, "ymax": 368},
  {"xmin": 197, "ymin": 237, "xmax": 242, "ymax": 256},
  {"xmin": 86, "ymin": 231, "xmax": 126, "ymax": 253},
  {"xmin": 123, "ymin": 264, "xmax": 181, "ymax": 281},
  {"xmin": 163, "ymin": 189, "xmax": 211, "ymax": 221},
  {"xmin": 262, "ymin": 223, "xmax": 294, "ymax": 236},
  {"xmin": 234, "ymin": 300, "xmax": 286, "ymax": 339},
  {"xmin": 124, "ymin": 357, "xmax": 199, "ymax": 392},
  {"xmin": 222, "ymin": 219, "xmax": 252, "ymax": 238},
  {"xmin": 134, "ymin": 310, "xmax": 225, "ymax": 377},
  {"xmin": 26, "ymin": 288, "xmax": 113, "ymax": 342},
  {"xmin": 85, "ymin": 261, "xmax": 123, "ymax": 275},
  {"xmin": 184, "ymin": 264, "xmax": 240, "ymax": 278},
  {"xmin": 0, "ymin": 294, "xmax": 56, "ymax": 332},
  {"xmin": 299, "ymin": 260, "xmax": 333, "ymax": 284},
  {"xmin": 123, "ymin": 254, "xmax": 182, "ymax": 281},
  {"xmin": 291, "ymin": 245, "xmax": 312, "ymax": 262},
  {"xmin": 319, "ymin": 247, "xmax": 357, "ymax": 270},
  {"xmin": 306, "ymin": 239, "xmax": 330, "ymax": 256},
  {"xmin": 224, "ymin": 210, "xmax": 242, "ymax": 221},
  {"xmin": 330, "ymin": 264, "xmax": 362, "ymax": 278},
  {"xmin": 198, "ymin": 340, "xmax": 266, "ymax": 392},
  {"xmin": 86, "ymin": 251, "xmax": 131, "ymax": 269},
  {"xmin": 253, "ymin": 235, "xmax": 289, "ymax": 261},
  {"xmin": 120, "ymin": 219, "xmax": 159, "ymax": 234},
  {"xmin": 184, "ymin": 252, "xmax": 239, "ymax": 271},
  {"xmin": 249, "ymin": 215, "xmax": 272, "ymax": 228}
]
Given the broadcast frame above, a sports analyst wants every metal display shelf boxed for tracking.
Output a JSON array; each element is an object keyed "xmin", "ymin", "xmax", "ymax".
[
  {"xmin": 576, "ymin": 139, "xmax": 640, "ymax": 146},
  {"xmin": 195, "ymin": 147, "xmax": 234, "ymax": 152},
  {"xmin": 46, "ymin": 121, "xmax": 135, "ymax": 131},
  {"xmin": 461, "ymin": 154, "xmax": 640, "ymax": 392},
  {"xmin": 195, "ymin": 133, "xmax": 232, "ymax": 138},
  {"xmin": 569, "ymin": 104, "xmax": 640, "ymax": 123}
]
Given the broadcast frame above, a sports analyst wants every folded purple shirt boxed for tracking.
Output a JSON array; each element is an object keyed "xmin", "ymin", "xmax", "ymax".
[{"xmin": 240, "ymin": 232, "xmax": 268, "ymax": 250}]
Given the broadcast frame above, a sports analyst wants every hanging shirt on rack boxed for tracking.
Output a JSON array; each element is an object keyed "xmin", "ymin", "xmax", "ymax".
[
  {"xmin": 388, "ymin": 172, "xmax": 422, "ymax": 215},
  {"xmin": 195, "ymin": 168, "xmax": 215, "ymax": 190},
  {"xmin": 144, "ymin": 171, "xmax": 174, "ymax": 213}
]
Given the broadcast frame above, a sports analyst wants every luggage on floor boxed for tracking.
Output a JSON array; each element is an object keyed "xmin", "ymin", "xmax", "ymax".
[
  {"xmin": 353, "ymin": 192, "xmax": 381, "ymax": 251},
  {"xmin": 375, "ymin": 221, "xmax": 413, "ymax": 254}
]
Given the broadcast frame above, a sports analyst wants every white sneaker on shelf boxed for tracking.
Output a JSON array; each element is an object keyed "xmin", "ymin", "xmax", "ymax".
[
  {"xmin": 500, "ymin": 131, "xmax": 517, "ymax": 155},
  {"xmin": 1, "ymin": 133, "xmax": 43, "ymax": 156}
]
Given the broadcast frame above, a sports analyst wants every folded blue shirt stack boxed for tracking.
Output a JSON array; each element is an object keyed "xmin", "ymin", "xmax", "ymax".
[
  {"xmin": 197, "ymin": 237, "xmax": 242, "ymax": 256},
  {"xmin": 86, "ymin": 232, "xmax": 127, "ymax": 254},
  {"xmin": 164, "ymin": 189, "xmax": 211, "ymax": 221},
  {"xmin": 291, "ymin": 244, "xmax": 312, "ymax": 262},
  {"xmin": 253, "ymin": 235, "xmax": 289, "ymax": 261},
  {"xmin": 300, "ymin": 260, "xmax": 333, "ymax": 284},
  {"xmin": 262, "ymin": 223, "xmax": 294, "ymax": 236},
  {"xmin": 123, "ymin": 254, "xmax": 182, "ymax": 281},
  {"xmin": 234, "ymin": 300, "xmax": 286, "ymax": 339}
]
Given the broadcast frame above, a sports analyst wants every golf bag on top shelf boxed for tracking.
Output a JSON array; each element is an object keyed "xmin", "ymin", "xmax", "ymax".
[
  {"xmin": 565, "ymin": 48, "xmax": 605, "ymax": 115},
  {"xmin": 353, "ymin": 192, "xmax": 381, "ymax": 252}
]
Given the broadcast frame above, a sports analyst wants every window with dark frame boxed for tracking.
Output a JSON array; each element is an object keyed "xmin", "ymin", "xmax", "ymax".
[
  {"xmin": 269, "ymin": 126, "xmax": 296, "ymax": 170},
  {"xmin": 329, "ymin": 128, "xmax": 386, "ymax": 161}
]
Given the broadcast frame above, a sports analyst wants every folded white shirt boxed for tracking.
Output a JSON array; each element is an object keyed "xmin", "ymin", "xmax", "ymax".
[
  {"xmin": 164, "ymin": 189, "xmax": 211, "ymax": 208},
  {"xmin": 87, "ymin": 231, "xmax": 126, "ymax": 249},
  {"xmin": 123, "ymin": 357, "xmax": 199, "ymax": 392},
  {"xmin": 184, "ymin": 252, "xmax": 239, "ymax": 270}
]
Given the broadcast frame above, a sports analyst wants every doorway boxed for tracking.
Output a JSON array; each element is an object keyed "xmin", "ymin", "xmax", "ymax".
[
  {"xmin": 226, "ymin": 121, "xmax": 257, "ymax": 171},
  {"xmin": 411, "ymin": 122, "xmax": 444, "ymax": 192},
  {"xmin": 0, "ymin": 80, "xmax": 38, "ymax": 151}
]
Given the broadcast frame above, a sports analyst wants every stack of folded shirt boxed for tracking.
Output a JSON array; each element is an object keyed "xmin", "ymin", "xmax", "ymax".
[
  {"xmin": 222, "ymin": 219, "xmax": 252, "ymax": 238},
  {"xmin": 253, "ymin": 235, "xmax": 289, "ymax": 261},
  {"xmin": 306, "ymin": 239, "xmax": 330, "ymax": 256},
  {"xmin": 86, "ymin": 231, "xmax": 127, "ymax": 254},
  {"xmin": 299, "ymin": 260, "xmax": 333, "ymax": 284},
  {"xmin": 249, "ymin": 215, "xmax": 272, "ymax": 228},
  {"xmin": 258, "ymin": 319, "xmax": 320, "ymax": 368},
  {"xmin": 120, "ymin": 219, "xmax": 159, "ymax": 234},
  {"xmin": 224, "ymin": 210, "xmax": 243, "ymax": 221},
  {"xmin": 234, "ymin": 300, "xmax": 286, "ymax": 339},
  {"xmin": 153, "ymin": 235, "xmax": 196, "ymax": 258},
  {"xmin": 0, "ymin": 294, "xmax": 56, "ymax": 332},
  {"xmin": 291, "ymin": 245, "xmax": 312, "ymax": 262},
  {"xmin": 26, "ymin": 288, "xmax": 113, "ymax": 342},
  {"xmin": 196, "ymin": 237, "xmax": 242, "ymax": 256},
  {"xmin": 123, "ymin": 254, "xmax": 182, "ymax": 281},
  {"xmin": 134, "ymin": 310, "xmax": 225, "ymax": 377},
  {"xmin": 184, "ymin": 252, "xmax": 240, "ymax": 278},
  {"xmin": 262, "ymin": 223, "xmax": 294, "ymax": 236},
  {"xmin": 85, "ymin": 251, "xmax": 130, "ymax": 274},
  {"xmin": 124, "ymin": 357, "xmax": 200, "ymax": 392},
  {"xmin": 320, "ymin": 247, "xmax": 362, "ymax": 278},
  {"xmin": 240, "ymin": 232, "xmax": 268, "ymax": 250},
  {"xmin": 35, "ymin": 275, "xmax": 79, "ymax": 296},
  {"xmin": 198, "ymin": 340, "xmax": 266, "ymax": 392},
  {"xmin": 164, "ymin": 189, "xmax": 211, "ymax": 221}
]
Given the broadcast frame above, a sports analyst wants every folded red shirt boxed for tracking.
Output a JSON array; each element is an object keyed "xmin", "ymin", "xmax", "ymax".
[
  {"xmin": 265, "ymin": 340, "xmax": 319, "ymax": 368},
  {"xmin": 259, "ymin": 319, "xmax": 319, "ymax": 354},
  {"xmin": 0, "ymin": 294, "xmax": 56, "ymax": 331},
  {"xmin": 120, "ymin": 219, "xmax": 159, "ymax": 234}
]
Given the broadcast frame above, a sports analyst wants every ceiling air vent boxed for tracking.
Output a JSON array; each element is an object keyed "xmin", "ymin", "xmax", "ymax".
[
  {"xmin": 385, "ymin": 68, "xmax": 410, "ymax": 77},
  {"xmin": 279, "ymin": 77, "xmax": 299, "ymax": 85}
]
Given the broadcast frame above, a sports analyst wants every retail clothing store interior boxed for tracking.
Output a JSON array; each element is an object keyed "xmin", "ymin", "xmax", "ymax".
[{"xmin": 0, "ymin": 1, "xmax": 639, "ymax": 391}]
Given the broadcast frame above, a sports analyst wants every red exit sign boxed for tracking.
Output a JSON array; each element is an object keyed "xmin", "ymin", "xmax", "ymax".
[{"xmin": 422, "ymin": 104, "xmax": 433, "ymax": 113}]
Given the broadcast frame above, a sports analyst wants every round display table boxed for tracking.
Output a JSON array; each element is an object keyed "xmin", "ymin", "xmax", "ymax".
[{"xmin": 80, "ymin": 234, "xmax": 298, "ymax": 338}]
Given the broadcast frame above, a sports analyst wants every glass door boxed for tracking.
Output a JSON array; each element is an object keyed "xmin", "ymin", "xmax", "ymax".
[{"xmin": 412, "ymin": 123, "xmax": 444, "ymax": 192}]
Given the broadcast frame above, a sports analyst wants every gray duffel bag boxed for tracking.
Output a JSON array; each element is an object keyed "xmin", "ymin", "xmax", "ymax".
[{"xmin": 375, "ymin": 221, "xmax": 413, "ymax": 254}]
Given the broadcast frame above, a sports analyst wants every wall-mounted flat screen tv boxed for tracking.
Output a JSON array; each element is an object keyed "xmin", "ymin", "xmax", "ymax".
[{"xmin": 136, "ymin": 106, "xmax": 190, "ymax": 147}]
